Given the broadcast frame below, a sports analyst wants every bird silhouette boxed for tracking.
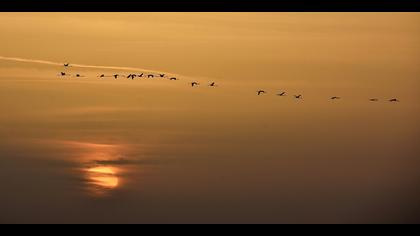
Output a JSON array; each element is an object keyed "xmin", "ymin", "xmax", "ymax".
[
  {"xmin": 277, "ymin": 92, "xmax": 286, "ymax": 96},
  {"xmin": 257, "ymin": 90, "xmax": 266, "ymax": 95},
  {"xmin": 127, "ymin": 74, "xmax": 136, "ymax": 80},
  {"xmin": 51, "ymin": 64, "xmax": 403, "ymax": 106}
]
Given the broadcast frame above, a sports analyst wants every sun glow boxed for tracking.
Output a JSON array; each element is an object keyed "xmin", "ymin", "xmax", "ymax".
[{"xmin": 87, "ymin": 166, "xmax": 119, "ymax": 189}]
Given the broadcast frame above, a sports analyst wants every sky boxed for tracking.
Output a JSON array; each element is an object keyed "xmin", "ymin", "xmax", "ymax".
[{"xmin": 0, "ymin": 13, "xmax": 419, "ymax": 223}]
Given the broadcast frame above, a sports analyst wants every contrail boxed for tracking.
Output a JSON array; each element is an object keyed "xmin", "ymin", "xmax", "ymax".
[
  {"xmin": 0, "ymin": 56, "xmax": 61, "ymax": 66},
  {"xmin": 0, "ymin": 55, "xmax": 185, "ymax": 78}
]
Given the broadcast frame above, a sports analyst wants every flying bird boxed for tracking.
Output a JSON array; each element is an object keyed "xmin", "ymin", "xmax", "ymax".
[
  {"xmin": 127, "ymin": 74, "xmax": 136, "ymax": 80},
  {"xmin": 138, "ymin": 73, "xmax": 144, "ymax": 77},
  {"xmin": 98, "ymin": 74, "xmax": 105, "ymax": 78},
  {"xmin": 159, "ymin": 74, "xmax": 165, "ymax": 78},
  {"xmin": 169, "ymin": 77, "xmax": 178, "ymax": 81},
  {"xmin": 369, "ymin": 98, "xmax": 379, "ymax": 102},
  {"xmin": 191, "ymin": 82, "xmax": 199, "ymax": 87},
  {"xmin": 60, "ymin": 72, "xmax": 67, "ymax": 76},
  {"xmin": 277, "ymin": 92, "xmax": 286, "ymax": 96},
  {"xmin": 114, "ymin": 74, "xmax": 122, "ymax": 79},
  {"xmin": 389, "ymin": 98, "xmax": 400, "ymax": 102},
  {"xmin": 331, "ymin": 96, "xmax": 341, "ymax": 100},
  {"xmin": 64, "ymin": 63, "xmax": 69, "ymax": 67},
  {"xmin": 148, "ymin": 75, "xmax": 154, "ymax": 78},
  {"xmin": 209, "ymin": 82, "xmax": 217, "ymax": 87},
  {"xmin": 257, "ymin": 90, "xmax": 266, "ymax": 95},
  {"xmin": 294, "ymin": 95, "xmax": 303, "ymax": 99}
]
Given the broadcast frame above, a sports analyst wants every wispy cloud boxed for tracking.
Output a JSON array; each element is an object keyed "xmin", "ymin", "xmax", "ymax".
[
  {"xmin": 0, "ymin": 55, "xmax": 186, "ymax": 78},
  {"xmin": 93, "ymin": 157, "xmax": 163, "ymax": 166}
]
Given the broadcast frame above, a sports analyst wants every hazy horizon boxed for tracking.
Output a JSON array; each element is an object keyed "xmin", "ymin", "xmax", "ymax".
[{"xmin": 0, "ymin": 12, "xmax": 419, "ymax": 224}]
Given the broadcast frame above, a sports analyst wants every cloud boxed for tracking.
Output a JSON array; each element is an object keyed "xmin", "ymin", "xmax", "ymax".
[
  {"xmin": 93, "ymin": 157, "xmax": 164, "ymax": 166},
  {"xmin": 0, "ymin": 55, "xmax": 186, "ymax": 78}
]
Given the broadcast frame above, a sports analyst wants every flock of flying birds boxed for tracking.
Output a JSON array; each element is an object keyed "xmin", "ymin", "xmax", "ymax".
[{"xmin": 59, "ymin": 63, "xmax": 400, "ymax": 102}]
